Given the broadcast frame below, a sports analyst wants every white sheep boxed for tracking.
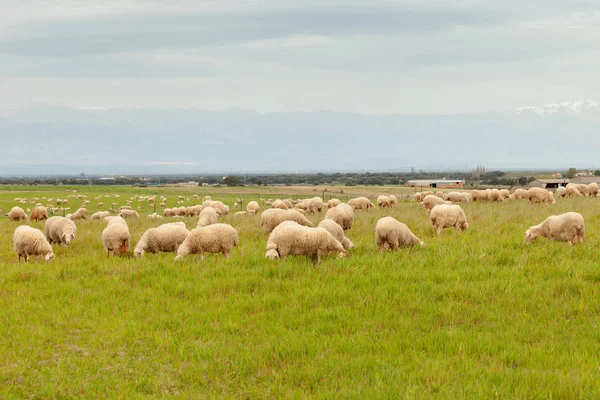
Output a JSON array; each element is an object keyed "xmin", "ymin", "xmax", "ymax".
[
  {"xmin": 470, "ymin": 190, "xmax": 481, "ymax": 202},
  {"xmin": 45, "ymin": 216, "xmax": 77, "ymax": 245},
  {"xmin": 91, "ymin": 211, "xmax": 111, "ymax": 220},
  {"xmin": 513, "ymin": 188, "xmax": 528, "ymax": 200},
  {"xmin": 146, "ymin": 213, "xmax": 164, "ymax": 219},
  {"xmin": 375, "ymin": 216, "xmax": 423, "ymax": 251},
  {"xmin": 134, "ymin": 222, "xmax": 190, "ymax": 257},
  {"xmin": 202, "ymin": 200, "xmax": 228, "ymax": 216},
  {"xmin": 271, "ymin": 199, "xmax": 288, "ymax": 210},
  {"xmin": 260, "ymin": 208, "xmax": 315, "ymax": 235},
  {"xmin": 527, "ymin": 187, "xmax": 555, "ymax": 205},
  {"xmin": 324, "ymin": 203, "xmax": 354, "ymax": 230},
  {"xmin": 388, "ymin": 195, "xmax": 398, "ymax": 207},
  {"xmin": 430, "ymin": 204, "xmax": 468, "ymax": 235},
  {"xmin": 421, "ymin": 195, "xmax": 449, "ymax": 214},
  {"xmin": 119, "ymin": 209, "xmax": 139, "ymax": 219},
  {"xmin": 13, "ymin": 225, "xmax": 55, "ymax": 263},
  {"xmin": 29, "ymin": 206, "xmax": 48, "ymax": 221},
  {"xmin": 489, "ymin": 189, "xmax": 503, "ymax": 202},
  {"xmin": 555, "ymin": 186, "xmax": 567, "ymax": 198},
  {"xmin": 318, "ymin": 219, "xmax": 354, "ymax": 249},
  {"xmin": 525, "ymin": 212, "xmax": 584, "ymax": 245},
  {"xmin": 246, "ymin": 201, "xmax": 260, "ymax": 215},
  {"xmin": 327, "ymin": 198, "xmax": 341, "ymax": 209},
  {"xmin": 347, "ymin": 197, "xmax": 374, "ymax": 211},
  {"xmin": 265, "ymin": 222, "xmax": 347, "ymax": 263},
  {"xmin": 102, "ymin": 219, "xmax": 131, "ymax": 257},
  {"xmin": 306, "ymin": 197, "xmax": 324, "ymax": 214},
  {"xmin": 587, "ymin": 182, "xmax": 599, "ymax": 197},
  {"xmin": 197, "ymin": 206, "xmax": 218, "ymax": 227},
  {"xmin": 7, "ymin": 206, "xmax": 27, "ymax": 221},
  {"xmin": 566, "ymin": 183, "xmax": 583, "ymax": 197},
  {"xmin": 68, "ymin": 207, "xmax": 88, "ymax": 220},
  {"xmin": 175, "ymin": 223, "xmax": 238, "ymax": 260},
  {"xmin": 500, "ymin": 189, "xmax": 511, "ymax": 200},
  {"xmin": 377, "ymin": 195, "xmax": 391, "ymax": 208}
]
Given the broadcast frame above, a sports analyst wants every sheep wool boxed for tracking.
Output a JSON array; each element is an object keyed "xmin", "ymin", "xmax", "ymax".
[
  {"xmin": 377, "ymin": 195, "xmax": 391, "ymax": 208},
  {"xmin": 29, "ymin": 206, "xmax": 48, "ymax": 221},
  {"xmin": 45, "ymin": 216, "xmax": 77, "ymax": 245},
  {"xmin": 525, "ymin": 212, "xmax": 584, "ymax": 245},
  {"xmin": 527, "ymin": 187, "xmax": 556, "ymax": 205},
  {"xmin": 555, "ymin": 186, "xmax": 567, "ymax": 198},
  {"xmin": 91, "ymin": 211, "xmax": 111, "ymax": 220},
  {"xmin": 134, "ymin": 222, "xmax": 190, "ymax": 257},
  {"xmin": 306, "ymin": 197, "xmax": 324, "ymax": 214},
  {"xmin": 102, "ymin": 221, "xmax": 131, "ymax": 257},
  {"xmin": 68, "ymin": 208, "xmax": 88, "ymax": 221},
  {"xmin": 318, "ymin": 219, "xmax": 354, "ymax": 249},
  {"xmin": 327, "ymin": 198, "xmax": 342, "ymax": 209},
  {"xmin": 197, "ymin": 206, "xmax": 218, "ymax": 227},
  {"xmin": 587, "ymin": 182, "xmax": 599, "ymax": 197},
  {"xmin": 421, "ymin": 195, "xmax": 446, "ymax": 213},
  {"xmin": 246, "ymin": 201, "xmax": 260, "ymax": 215},
  {"xmin": 8, "ymin": 206, "xmax": 27, "ymax": 221},
  {"xmin": 175, "ymin": 223, "xmax": 238, "ymax": 260},
  {"xmin": 14, "ymin": 225, "xmax": 55, "ymax": 263},
  {"xmin": 324, "ymin": 203, "xmax": 354, "ymax": 231},
  {"xmin": 119, "ymin": 209, "xmax": 140, "ymax": 219},
  {"xmin": 375, "ymin": 217, "xmax": 423, "ymax": 251},
  {"xmin": 430, "ymin": 204, "xmax": 468, "ymax": 235},
  {"xmin": 260, "ymin": 208, "xmax": 315, "ymax": 235},
  {"xmin": 347, "ymin": 197, "xmax": 374, "ymax": 211}
]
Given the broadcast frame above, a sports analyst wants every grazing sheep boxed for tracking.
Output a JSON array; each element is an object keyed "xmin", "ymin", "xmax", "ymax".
[
  {"xmin": 388, "ymin": 195, "xmax": 398, "ymax": 207},
  {"xmin": 271, "ymin": 199, "xmax": 288, "ymax": 210},
  {"xmin": 7, "ymin": 206, "xmax": 27, "ymax": 221},
  {"xmin": 556, "ymin": 186, "xmax": 567, "ymax": 198},
  {"xmin": 566, "ymin": 183, "xmax": 583, "ymax": 197},
  {"xmin": 525, "ymin": 212, "xmax": 584, "ymax": 245},
  {"xmin": 413, "ymin": 192, "xmax": 423, "ymax": 202},
  {"xmin": 377, "ymin": 195, "xmax": 391, "ymax": 208},
  {"xmin": 68, "ymin": 208, "xmax": 88, "ymax": 221},
  {"xmin": 575, "ymin": 184, "xmax": 588, "ymax": 196},
  {"xmin": 44, "ymin": 216, "xmax": 77, "ymax": 245},
  {"xmin": 587, "ymin": 182, "xmax": 599, "ymax": 197},
  {"xmin": 265, "ymin": 222, "xmax": 347, "ymax": 263},
  {"xmin": 105, "ymin": 216, "xmax": 128, "ymax": 226},
  {"xmin": 324, "ymin": 203, "xmax": 354, "ymax": 230},
  {"xmin": 260, "ymin": 209, "xmax": 315, "ymax": 235},
  {"xmin": 500, "ymin": 189, "xmax": 511, "ymax": 200},
  {"xmin": 13, "ymin": 225, "xmax": 55, "ymax": 263},
  {"xmin": 527, "ymin": 187, "xmax": 556, "ymax": 205},
  {"xmin": 327, "ymin": 198, "xmax": 342, "ymax": 209},
  {"xmin": 29, "ymin": 206, "xmax": 48, "ymax": 221},
  {"xmin": 119, "ymin": 209, "xmax": 140, "ymax": 219},
  {"xmin": 421, "ymin": 195, "xmax": 449, "ymax": 214},
  {"xmin": 134, "ymin": 222, "xmax": 190, "ymax": 257},
  {"xmin": 294, "ymin": 201, "xmax": 308, "ymax": 211},
  {"xmin": 436, "ymin": 191, "xmax": 445, "ymax": 199},
  {"xmin": 479, "ymin": 190, "xmax": 491, "ymax": 202},
  {"xmin": 470, "ymin": 190, "xmax": 480, "ymax": 202},
  {"xmin": 102, "ymin": 220, "xmax": 130, "ymax": 257},
  {"xmin": 234, "ymin": 211, "xmax": 248, "ymax": 217},
  {"xmin": 490, "ymin": 189, "xmax": 503, "ymax": 202},
  {"xmin": 317, "ymin": 219, "xmax": 354, "ymax": 249},
  {"xmin": 91, "ymin": 211, "xmax": 111, "ymax": 220},
  {"xmin": 202, "ymin": 200, "xmax": 229, "ymax": 216},
  {"xmin": 203, "ymin": 196, "xmax": 211, "ymax": 203},
  {"xmin": 97, "ymin": 202, "xmax": 104, "ymax": 208},
  {"xmin": 430, "ymin": 204, "xmax": 468, "ymax": 235},
  {"xmin": 513, "ymin": 188, "xmax": 528, "ymax": 200},
  {"xmin": 246, "ymin": 201, "xmax": 260, "ymax": 215},
  {"xmin": 175, "ymin": 223, "xmax": 238, "ymax": 260},
  {"xmin": 347, "ymin": 197, "xmax": 374, "ymax": 211},
  {"xmin": 146, "ymin": 213, "xmax": 164, "ymax": 219},
  {"xmin": 307, "ymin": 197, "xmax": 324, "ymax": 214},
  {"xmin": 375, "ymin": 216, "xmax": 423, "ymax": 251},
  {"xmin": 197, "ymin": 206, "xmax": 218, "ymax": 227}
]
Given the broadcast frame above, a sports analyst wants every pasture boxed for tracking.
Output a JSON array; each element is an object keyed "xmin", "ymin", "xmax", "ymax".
[{"xmin": 1, "ymin": 185, "xmax": 600, "ymax": 398}]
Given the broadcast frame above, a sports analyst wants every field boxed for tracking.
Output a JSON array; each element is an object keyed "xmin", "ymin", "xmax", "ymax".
[{"xmin": 1, "ymin": 185, "xmax": 600, "ymax": 398}]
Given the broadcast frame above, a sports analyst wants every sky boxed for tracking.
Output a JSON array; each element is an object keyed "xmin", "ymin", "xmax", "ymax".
[{"xmin": 1, "ymin": 0, "xmax": 599, "ymax": 115}]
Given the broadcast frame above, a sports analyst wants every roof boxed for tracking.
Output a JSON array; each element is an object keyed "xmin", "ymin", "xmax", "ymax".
[
  {"xmin": 407, "ymin": 179, "xmax": 465, "ymax": 184},
  {"xmin": 536, "ymin": 179, "xmax": 570, "ymax": 184},
  {"xmin": 571, "ymin": 177, "xmax": 600, "ymax": 184}
]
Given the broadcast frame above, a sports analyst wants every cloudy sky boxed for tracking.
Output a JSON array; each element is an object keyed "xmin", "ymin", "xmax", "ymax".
[{"xmin": 1, "ymin": 0, "xmax": 599, "ymax": 114}]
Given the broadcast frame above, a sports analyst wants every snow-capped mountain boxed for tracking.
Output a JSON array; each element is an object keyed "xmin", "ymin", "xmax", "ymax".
[{"xmin": 515, "ymin": 100, "xmax": 600, "ymax": 116}]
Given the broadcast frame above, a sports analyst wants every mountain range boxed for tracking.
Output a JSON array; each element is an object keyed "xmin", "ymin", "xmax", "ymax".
[{"xmin": 1, "ymin": 101, "xmax": 599, "ymax": 175}]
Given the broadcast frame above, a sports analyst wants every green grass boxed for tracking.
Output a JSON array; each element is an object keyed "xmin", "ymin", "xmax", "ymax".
[{"xmin": 1, "ymin": 186, "xmax": 600, "ymax": 398}]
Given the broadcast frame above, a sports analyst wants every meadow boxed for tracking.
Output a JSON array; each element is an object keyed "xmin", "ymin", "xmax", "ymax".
[{"xmin": 1, "ymin": 184, "xmax": 600, "ymax": 398}]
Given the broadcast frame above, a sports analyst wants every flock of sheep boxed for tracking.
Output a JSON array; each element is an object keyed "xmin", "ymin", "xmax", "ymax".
[{"xmin": 5, "ymin": 183, "xmax": 594, "ymax": 263}]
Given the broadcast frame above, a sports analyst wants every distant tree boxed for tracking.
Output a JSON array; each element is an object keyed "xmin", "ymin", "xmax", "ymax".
[
  {"xmin": 595, "ymin": 170, "xmax": 600, "ymax": 176},
  {"xmin": 566, "ymin": 168, "xmax": 577, "ymax": 179},
  {"xmin": 223, "ymin": 176, "xmax": 240, "ymax": 186}
]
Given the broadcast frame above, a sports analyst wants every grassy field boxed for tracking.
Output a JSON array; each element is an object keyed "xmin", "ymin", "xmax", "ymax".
[{"xmin": 1, "ymin": 185, "xmax": 600, "ymax": 398}]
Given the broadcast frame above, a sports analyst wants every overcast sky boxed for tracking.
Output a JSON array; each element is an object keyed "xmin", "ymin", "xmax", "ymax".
[{"xmin": 1, "ymin": 0, "xmax": 599, "ymax": 114}]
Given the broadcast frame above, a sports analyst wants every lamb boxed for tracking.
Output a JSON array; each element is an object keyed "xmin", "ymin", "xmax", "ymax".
[
  {"xmin": 377, "ymin": 195, "xmax": 391, "ymax": 208},
  {"xmin": 271, "ymin": 199, "xmax": 288, "ymax": 210},
  {"xmin": 527, "ymin": 187, "xmax": 556, "ymax": 205},
  {"xmin": 513, "ymin": 188, "xmax": 528, "ymax": 200},
  {"xmin": 375, "ymin": 216, "xmax": 423, "ymax": 251},
  {"xmin": 119, "ymin": 209, "xmax": 140, "ymax": 219},
  {"xmin": 7, "ymin": 206, "xmax": 27, "ymax": 221},
  {"xmin": 246, "ymin": 201, "xmax": 260, "ymax": 215},
  {"xmin": 68, "ymin": 207, "xmax": 88, "ymax": 221},
  {"xmin": 525, "ymin": 212, "xmax": 584, "ymax": 245},
  {"xmin": 430, "ymin": 204, "xmax": 468, "ymax": 235},
  {"xmin": 555, "ymin": 186, "xmax": 567, "ymax": 198},
  {"xmin": 29, "ymin": 206, "xmax": 48, "ymax": 221},
  {"xmin": 327, "ymin": 198, "xmax": 342, "ymax": 209},
  {"xmin": 421, "ymin": 195, "xmax": 449, "ymax": 214},
  {"xmin": 44, "ymin": 216, "xmax": 77, "ymax": 245},
  {"xmin": 260, "ymin": 208, "xmax": 315, "ymax": 235},
  {"xmin": 134, "ymin": 222, "xmax": 190, "ymax": 257},
  {"xmin": 347, "ymin": 197, "xmax": 374, "ymax": 211},
  {"xmin": 566, "ymin": 183, "xmax": 583, "ymax": 197},
  {"xmin": 91, "ymin": 211, "xmax": 111, "ymax": 220},
  {"xmin": 13, "ymin": 225, "xmax": 55, "ymax": 263},
  {"xmin": 306, "ymin": 197, "xmax": 324, "ymax": 214},
  {"xmin": 264, "ymin": 222, "xmax": 347, "ymax": 263},
  {"xmin": 324, "ymin": 203, "xmax": 354, "ymax": 230},
  {"xmin": 175, "ymin": 223, "xmax": 238, "ymax": 260},
  {"xmin": 587, "ymin": 182, "xmax": 599, "ymax": 197},
  {"xmin": 197, "ymin": 206, "xmax": 218, "ymax": 227},
  {"xmin": 317, "ymin": 219, "xmax": 354, "ymax": 249},
  {"xmin": 102, "ymin": 219, "xmax": 131, "ymax": 257}
]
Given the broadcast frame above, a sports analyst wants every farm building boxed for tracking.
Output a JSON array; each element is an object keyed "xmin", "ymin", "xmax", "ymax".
[
  {"xmin": 529, "ymin": 179, "xmax": 570, "ymax": 189},
  {"xmin": 571, "ymin": 177, "xmax": 600, "ymax": 185},
  {"xmin": 406, "ymin": 179, "xmax": 465, "ymax": 189}
]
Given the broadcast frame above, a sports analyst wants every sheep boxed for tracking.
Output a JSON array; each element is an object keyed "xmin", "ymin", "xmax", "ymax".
[
  {"xmin": 446, "ymin": 192, "xmax": 470, "ymax": 203},
  {"xmin": 527, "ymin": 187, "xmax": 555, "ymax": 205},
  {"xmin": 175, "ymin": 223, "xmax": 238, "ymax": 261},
  {"xmin": 566, "ymin": 183, "xmax": 583, "ymax": 197},
  {"xmin": 29, "ymin": 206, "xmax": 48, "ymax": 221},
  {"xmin": 105, "ymin": 215, "xmax": 128, "ymax": 226},
  {"xmin": 575, "ymin": 184, "xmax": 588, "ymax": 196},
  {"xmin": 119, "ymin": 209, "xmax": 140, "ymax": 219},
  {"xmin": 134, "ymin": 222, "xmax": 190, "ymax": 257},
  {"xmin": 234, "ymin": 211, "xmax": 248, "ymax": 217},
  {"xmin": 283, "ymin": 200, "xmax": 293, "ymax": 209},
  {"xmin": 479, "ymin": 190, "xmax": 490, "ymax": 202},
  {"xmin": 490, "ymin": 189, "xmax": 503, "ymax": 202},
  {"xmin": 202, "ymin": 200, "xmax": 228, "ymax": 216},
  {"xmin": 377, "ymin": 195, "xmax": 391, "ymax": 208},
  {"xmin": 587, "ymin": 182, "xmax": 599, "ymax": 197},
  {"xmin": 271, "ymin": 199, "xmax": 288, "ymax": 210},
  {"xmin": 347, "ymin": 197, "xmax": 374, "ymax": 211},
  {"xmin": 471, "ymin": 190, "xmax": 480, "ymax": 202},
  {"xmin": 163, "ymin": 208, "xmax": 175, "ymax": 217},
  {"xmin": 260, "ymin": 208, "xmax": 315, "ymax": 235},
  {"xmin": 327, "ymin": 198, "xmax": 341, "ymax": 209},
  {"xmin": 265, "ymin": 222, "xmax": 347, "ymax": 263},
  {"xmin": 307, "ymin": 197, "xmax": 324, "ymax": 214},
  {"xmin": 317, "ymin": 219, "xmax": 354, "ymax": 249},
  {"xmin": 197, "ymin": 206, "xmax": 218, "ymax": 227},
  {"xmin": 68, "ymin": 208, "xmax": 88, "ymax": 221},
  {"xmin": 324, "ymin": 203, "xmax": 354, "ymax": 230},
  {"xmin": 413, "ymin": 192, "xmax": 423, "ymax": 202},
  {"xmin": 421, "ymin": 195, "xmax": 449, "ymax": 214},
  {"xmin": 119, "ymin": 205, "xmax": 132, "ymax": 210},
  {"xmin": 147, "ymin": 213, "xmax": 164, "ymax": 219},
  {"xmin": 91, "ymin": 211, "xmax": 111, "ymax": 220},
  {"xmin": 44, "ymin": 216, "xmax": 77, "ymax": 245},
  {"xmin": 375, "ymin": 216, "xmax": 423, "ymax": 251},
  {"xmin": 203, "ymin": 196, "xmax": 211, "ymax": 203},
  {"xmin": 525, "ymin": 212, "xmax": 584, "ymax": 245},
  {"xmin": 513, "ymin": 188, "xmax": 528, "ymax": 200},
  {"xmin": 7, "ymin": 206, "xmax": 27, "ymax": 221},
  {"xmin": 246, "ymin": 201, "xmax": 260, "ymax": 215},
  {"xmin": 294, "ymin": 201, "xmax": 308, "ymax": 211},
  {"xmin": 13, "ymin": 225, "xmax": 55, "ymax": 263},
  {"xmin": 430, "ymin": 204, "xmax": 468, "ymax": 235},
  {"xmin": 422, "ymin": 191, "xmax": 434, "ymax": 197},
  {"xmin": 102, "ymin": 220, "xmax": 130, "ymax": 257},
  {"xmin": 556, "ymin": 186, "xmax": 567, "ymax": 198},
  {"xmin": 500, "ymin": 189, "xmax": 511, "ymax": 200},
  {"xmin": 435, "ymin": 191, "xmax": 445, "ymax": 199},
  {"xmin": 388, "ymin": 195, "xmax": 398, "ymax": 207}
]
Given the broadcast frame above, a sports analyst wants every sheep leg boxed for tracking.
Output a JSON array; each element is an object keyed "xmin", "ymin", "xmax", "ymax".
[
  {"xmin": 17, "ymin": 254, "xmax": 21, "ymax": 263},
  {"xmin": 436, "ymin": 226, "xmax": 443, "ymax": 235},
  {"xmin": 200, "ymin": 252, "xmax": 205, "ymax": 261},
  {"xmin": 317, "ymin": 249, "xmax": 323, "ymax": 264},
  {"xmin": 223, "ymin": 252, "xmax": 230, "ymax": 259}
]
